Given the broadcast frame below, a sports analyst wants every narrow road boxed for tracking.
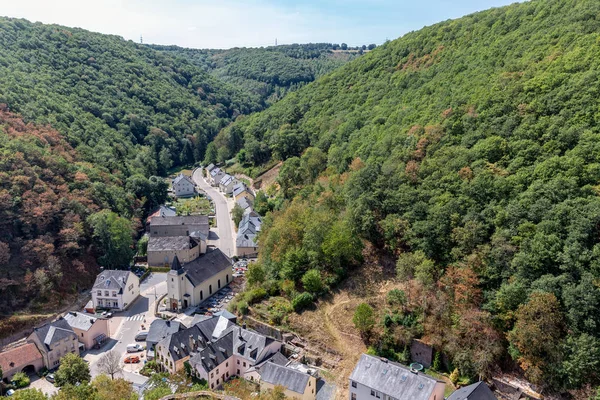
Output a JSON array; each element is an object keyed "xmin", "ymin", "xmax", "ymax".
[{"xmin": 192, "ymin": 168, "xmax": 237, "ymax": 258}]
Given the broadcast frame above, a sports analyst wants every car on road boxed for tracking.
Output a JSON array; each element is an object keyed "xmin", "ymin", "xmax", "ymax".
[
  {"xmin": 101, "ymin": 311, "xmax": 113, "ymax": 318},
  {"xmin": 124, "ymin": 355, "xmax": 140, "ymax": 364},
  {"xmin": 127, "ymin": 343, "xmax": 144, "ymax": 353},
  {"xmin": 46, "ymin": 373, "xmax": 55, "ymax": 383},
  {"xmin": 135, "ymin": 331, "xmax": 148, "ymax": 341}
]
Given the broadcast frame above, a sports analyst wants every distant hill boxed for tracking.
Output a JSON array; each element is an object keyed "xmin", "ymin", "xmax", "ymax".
[
  {"xmin": 218, "ymin": 0, "xmax": 600, "ymax": 392},
  {"xmin": 148, "ymin": 43, "xmax": 357, "ymax": 106}
]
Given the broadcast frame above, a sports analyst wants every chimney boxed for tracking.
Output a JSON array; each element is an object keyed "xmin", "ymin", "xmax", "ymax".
[
  {"xmin": 242, "ymin": 323, "xmax": 247, "ymax": 330},
  {"xmin": 189, "ymin": 335, "xmax": 195, "ymax": 351}
]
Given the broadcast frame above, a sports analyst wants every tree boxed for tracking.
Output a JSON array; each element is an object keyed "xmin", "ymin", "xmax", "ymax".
[
  {"xmin": 203, "ymin": 142, "xmax": 218, "ymax": 165},
  {"xmin": 232, "ymin": 203, "xmax": 245, "ymax": 227},
  {"xmin": 301, "ymin": 269, "xmax": 323, "ymax": 294},
  {"xmin": 91, "ymin": 375, "xmax": 137, "ymax": 400},
  {"xmin": 561, "ymin": 333, "xmax": 600, "ymax": 389},
  {"xmin": 368, "ymin": 44, "xmax": 377, "ymax": 50},
  {"xmin": 51, "ymin": 383, "xmax": 96, "ymax": 400},
  {"xmin": 54, "ymin": 353, "xmax": 91, "ymax": 387},
  {"xmin": 246, "ymin": 263, "xmax": 266, "ymax": 287},
  {"xmin": 12, "ymin": 371, "xmax": 30, "ymax": 388},
  {"xmin": 136, "ymin": 235, "xmax": 149, "ymax": 256},
  {"xmin": 254, "ymin": 190, "xmax": 272, "ymax": 215},
  {"xmin": 353, "ymin": 303, "xmax": 375, "ymax": 337},
  {"xmin": 96, "ymin": 351, "xmax": 123, "ymax": 380},
  {"xmin": 87, "ymin": 210, "xmax": 134, "ymax": 269},
  {"xmin": 0, "ymin": 241, "xmax": 9, "ymax": 265},
  {"xmin": 507, "ymin": 292, "xmax": 565, "ymax": 385},
  {"xmin": 341, "ymin": 43, "xmax": 348, "ymax": 50},
  {"xmin": 12, "ymin": 389, "xmax": 47, "ymax": 400}
]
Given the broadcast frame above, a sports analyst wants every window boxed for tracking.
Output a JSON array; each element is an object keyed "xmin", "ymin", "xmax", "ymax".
[
  {"xmin": 105, "ymin": 291, "xmax": 109, "ymax": 296},
  {"xmin": 209, "ymin": 285, "xmax": 212, "ymax": 294},
  {"xmin": 211, "ymin": 373, "xmax": 213, "ymax": 378},
  {"xmin": 81, "ymin": 333, "xmax": 84, "ymax": 337},
  {"xmin": 211, "ymin": 383, "xmax": 214, "ymax": 389},
  {"xmin": 237, "ymin": 360, "xmax": 240, "ymax": 365},
  {"xmin": 237, "ymin": 369, "xmax": 240, "ymax": 375},
  {"xmin": 352, "ymin": 381, "xmax": 357, "ymax": 388},
  {"xmin": 200, "ymin": 291, "xmax": 203, "ymax": 300},
  {"xmin": 216, "ymin": 379, "xmax": 219, "ymax": 385},
  {"xmin": 226, "ymin": 275, "xmax": 229, "ymax": 283},
  {"xmin": 351, "ymin": 394, "xmax": 356, "ymax": 400},
  {"xmin": 216, "ymin": 368, "xmax": 219, "ymax": 374},
  {"xmin": 97, "ymin": 290, "xmax": 101, "ymax": 296},
  {"xmin": 218, "ymin": 279, "xmax": 221, "ymax": 289},
  {"xmin": 226, "ymin": 362, "xmax": 228, "ymax": 367},
  {"xmin": 376, "ymin": 392, "xmax": 380, "ymax": 399},
  {"xmin": 371, "ymin": 390, "xmax": 375, "ymax": 397},
  {"xmin": 243, "ymin": 362, "xmax": 246, "ymax": 367},
  {"xmin": 112, "ymin": 291, "xmax": 116, "ymax": 297},
  {"xmin": 171, "ymin": 278, "xmax": 174, "ymax": 282}
]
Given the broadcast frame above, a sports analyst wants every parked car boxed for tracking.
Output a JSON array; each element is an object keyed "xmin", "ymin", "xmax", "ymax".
[
  {"xmin": 46, "ymin": 373, "xmax": 55, "ymax": 383},
  {"xmin": 101, "ymin": 311, "xmax": 113, "ymax": 318},
  {"xmin": 6, "ymin": 389, "xmax": 15, "ymax": 396},
  {"xmin": 135, "ymin": 331, "xmax": 148, "ymax": 341},
  {"xmin": 127, "ymin": 343, "xmax": 144, "ymax": 353},
  {"xmin": 124, "ymin": 355, "xmax": 140, "ymax": 364}
]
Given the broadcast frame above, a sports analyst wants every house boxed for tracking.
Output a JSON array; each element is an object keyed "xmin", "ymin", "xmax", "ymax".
[
  {"xmin": 233, "ymin": 183, "xmax": 255, "ymax": 203},
  {"xmin": 63, "ymin": 311, "xmax": 109, "ymax": 350},
  {"xmin": 91, "ymin": 270, "xmax": 140, "ymax": 311},
  {"xmin": 219, "ymin": 174, "xmax": 238, "ymax": 195},
  {"xmin": 260, "ymin": 362, "xmax": 317, "ymax": 400},
  {"xmin": 166, "ymin": 249, "xmax": 232, "ymax": 311},
  {"xmin": 210, "ymin": 168, "xmax": 225, "ymax": 186},
  {"xmin": 146, "ymin": 205, "xmax": 177, "ymax": 227},
  {"xmin": 188, "ymin": 324, "xmax": 282, "ymax": 390},
  {"xmin": 0, "ymin": 344, "xmax": 43, "ymax": 381},
  {"xmin": 172, "ymin": 174, "xmax": 196, "ymax": 198},
  {"xmin": 348, "ymin": 354, "xmax": 445, "ymax": 400},
  {"xmin": 27, "ymin": 318, "xmax": 79, "ymax": 369},
  {"xmin": 149, "ymin": 215, "xmax": 209, "ymax": 239},
  {"xmin": 236, "ymin": 211, "xmax": 262, "ymax": 257},
  {"xmin": 205, "ymin": 164, "xmax": 216, "ymax": 178},
  {"xmin": 146, "ymin": 319, "xmax": 186, "ymax": 360},
  {"xmin": 447, "ymin": 382, "xmax": 497, "ymax": 400},
  {"xmin": 147, "ymin": 236, "xmax": 204, "ymax": 267},
  {"xmin": 236, "ymin": 197, "xmax": 253, "ymax": 212}
]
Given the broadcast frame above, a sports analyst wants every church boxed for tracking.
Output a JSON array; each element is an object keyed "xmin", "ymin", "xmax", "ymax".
[{"xmin": 166, "ymin": 248, "xmax": 232, "ymax": 311}]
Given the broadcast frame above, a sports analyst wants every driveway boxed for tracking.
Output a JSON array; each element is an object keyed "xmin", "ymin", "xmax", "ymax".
[
  {"xmin": 192, "ymin": 168, "xmax": 237, "ymax": 257},
  {"xmin": 85, "ymin": 273, "xmax": 167, "ymax": 385}
]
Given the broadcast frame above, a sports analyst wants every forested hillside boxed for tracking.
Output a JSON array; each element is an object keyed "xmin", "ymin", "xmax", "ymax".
[
  {"xmin": 149, "ymin": 43, "xmax": 357, "ymax": 106},
  {"xmin": 223, "ymin": 0, "xmax": 600, "ymax": 392}
]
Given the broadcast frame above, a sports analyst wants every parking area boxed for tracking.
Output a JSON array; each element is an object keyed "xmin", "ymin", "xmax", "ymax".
[{"xmin": 27, "ymin": 375, "xmax": 59, "ymax": 397}]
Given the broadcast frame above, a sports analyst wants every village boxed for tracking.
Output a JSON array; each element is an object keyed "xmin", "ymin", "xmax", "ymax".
[{"xmin": 0, "ymin": 165, "xmax": 515, "ymax": 400}]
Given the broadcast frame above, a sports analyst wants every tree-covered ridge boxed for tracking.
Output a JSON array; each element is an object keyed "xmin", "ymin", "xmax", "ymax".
[
  {"xmin": 0, "ymin": 110, "xmax": 148, "ymax": 314},
  {"xmin": 0, "ymin": 17, "xmax": 261, "ymax": 178},
  {"xmin": 225, "ymin": 0, "xmax": 600, "ymax": 392},
  {"xmin": 149, "ymin": 43, "xmax": 357, "ymax": 106}
]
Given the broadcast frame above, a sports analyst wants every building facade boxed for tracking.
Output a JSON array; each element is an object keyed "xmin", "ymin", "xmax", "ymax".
[
  {"xmin": 63, "ymin": 312, "xmax": 109, "ymax": 350},
  {"xmin": 27, "ymin": 318, "xmax": 79, "ymax": 369},
  {"xmin": 148, "ymin": 215, "xmax": 209, "ymax": 238},
  {"xmin": 172, "ymin": 174, "xmax": 196, "ymax": 197},
  {"xmin": 147, "ymin": 236, "xmax": 203, "ymax": 267},
  {"xmin": 91, "ymin": 270, "xmax": 140, "ymax": 311},
  {"xmin": 0, "ymin": 344, "xmax": 43, "ymax": 381},
  {"xmin": 260, "ymin": 362, "xmax": 317, "ymax": 400}
]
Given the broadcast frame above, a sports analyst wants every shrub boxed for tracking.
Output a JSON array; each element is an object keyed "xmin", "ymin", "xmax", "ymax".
[
  {"xmin": 353, "ymin": 303, "xmax": 375, "ymax": 336},
  {"xmin": 244, "ymin": 288, "xmax": 268, "ymax": 305},
  {"xmin": 301, "ymin": 269, "xmax": 324, "ymax": 294},
  {"xmin": 292, "ymin": 292, "xmax": 314, "ymax": 312},
  {"xmin": 281, "ymin": 280, "xmax": 296, "ymax": 298},
  {"xmin": 238, "ymin": 301, "xmax": 249, "ymax": 315},
  {"xmin": 12, "ymin": 372, "xmax": 30, "ymax": 388}
]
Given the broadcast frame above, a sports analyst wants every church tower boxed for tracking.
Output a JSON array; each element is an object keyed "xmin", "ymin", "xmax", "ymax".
[{"xmin": 167, "ymin": 255, "xmax": 186, "ymax": 311}]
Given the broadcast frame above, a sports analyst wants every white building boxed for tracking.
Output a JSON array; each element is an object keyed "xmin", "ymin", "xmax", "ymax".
[
  {"xmin": 348, "ymin": 354, "xmax": 445, "ymax": 400},
  {"xmin": 210, "ymin": 168, "xmax": 226, "ymax": 186},
  {"xmin": 91, "ymin": 270, "xmax": 140, "ymax": 311},
  {"xmin": 167, "ymin": 249, "xmax": 232, "ymax": 311},
  {"xmin": 219, "ymin": 174, "xmax": 238, "ymax": 195},
  {"xmin": 172, "ymin": 174, "xmax": 196, "ymax": 197}
]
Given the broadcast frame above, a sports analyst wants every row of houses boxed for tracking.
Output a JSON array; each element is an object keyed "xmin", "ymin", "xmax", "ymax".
[{"xmin": 151, "ymin": 313, "xmax": 319, "ymax": 399}]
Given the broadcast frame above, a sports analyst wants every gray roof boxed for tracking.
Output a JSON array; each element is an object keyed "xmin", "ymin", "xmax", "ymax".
[
  {"xmin": 219, "ymin": 174, "xmax": 233, "ymax": 185},
  {"xmin": 63, "ymin": 312, "xmax": 100, "ymax": 332},
  {"xmin": 252, "ymin": 351, "xmax": 288, "ymax": 374},
  {"xmin": 447, "ymin": 382, "xmax": 497, "ymax": 400},
  {"xmin": 172, "ymin": 174, "xmax": 194, "ymax": 186},
  {"xmin": 261, "ymin": 362, "xmax": 311, "ymax": 394},
  {"xmin": 213, "ymin": 310, "xmax": 237, "ymax": 323},
  {"xmin": 236, "ymin": 212, "xmax": 262, "ymax": 248},
  {"xmin": 210, "ymin": 168, "xmax": 223, "ymax": 178},
  {"xmin": 228, "ymin": 325, "xmax": 274, "ymax": 361},
  {"xmin": 147, "ymin": 319, "xmax": 185, "ymax": 346},
  {"xmin": 190, "ymin": 330, "xmax": 234, "ymax": 372},
  {"xmin": 205, "ymin": 164, "xmax": 215, "ymax": 172},
  {"xmin": 182, "ymin": 249, "xmax": 232, "ymax": 287},
  {"xmin": 233, "ymin": 183, "xmax": 253, "ymax": 198},
  {"xmin": 148, "ymin": 236, "xmax": 196, "ymax": 252},
  {"xmin": 92, "ymin": 270, "xmax": 133, "ymax": 292},
  {"xmin": 149, "ymin": 215, "xmax": 209, "ymax": 228},
  {"xmin": 349, "ymin": 354, "xmax": 441, "ymax": 400},
  {"xmin": 159, "ymin": 205, "xmax": 176, "ymax": 217},
  {"xmin": 236, "ymin": 197, "xmax": 252, "ymax": 210},
  {"xmin": 31, "ymin": 318, "xmax": 76, "ymax": 349}
]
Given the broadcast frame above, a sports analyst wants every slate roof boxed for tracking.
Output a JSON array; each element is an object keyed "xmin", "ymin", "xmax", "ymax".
[
  {"xmin": 236, "ymin": 212, "xmax": 262, "ymax": 248},
  {"xmin": 63, "ymin": 312, "xmax": 100, "ymax": 332},
  {"xmin": 159, "ymin": 325, "xmax": 205, "ymax": 362},
  {"xmin": 219, "ymin": 174, "xmax": 234, "ymax": 186},
  {"xmin": 232, "ymin": 183, "xmax": 251, "ymax": 198},
  {"xmin": 195, "ymin": 316, "xmax": 235, "ymax": 341},
  {"xmin": 228, "ymin": 325, "xmax": 274, "ymax": 361},
  {"xmin": 92, "ymin": 270, "xmax": 132, "ymax": 292},
  {"xmin": 210, "ymin": 168, "xmax": 221, "ymax": 177},
  {"xmin": 206, "ymin": 164, "xmax": 215, "ymax": 172},
  {"xmin": 31, "ymin": 318, "xmax": 77, "ymax": 350},
  {"xmin": 149, "ymin": 215, "xmax": 209, "ymax": 227},
  {"xmin": 447, "ymin": 382, "xmax": 497, "ymax": 400},
  {"xmin": 250, "ymin": 351, "xmax": 288, "ymax": 374},
  {"xmin": 349, "ymin": 354, "xmax": 441, "ymax": 400},
  {"xmin": 182, "ymin": 249, "xmax": 232, "ymax": 287},
  {"xmin": 190, "ymin": 330, "xmax": 234, "ymax": 372},
  {"xmin": 172, "ymin": 174, "xmax": 194, "ymax": 186},
  {"xmin": 261, "ymin": 362, "xmax": 311, "ymax": 394},
  {"xmin": 171, "ymin": 256, "xmax": 185, "ymax": 275},
  {"xmin": 236, "ymin": 197, "xmax": 252, "ymax": 210},
  {"xmin": 148, "ymin": 236, "xmax": 196, "ymax": 252},
  {"xmin": 147, "ymin": 319, "xmax": 185, "ymax": 346},
  {"xmin": 0, "ymin": 343, "xmax": 42, "ymax": 372}
]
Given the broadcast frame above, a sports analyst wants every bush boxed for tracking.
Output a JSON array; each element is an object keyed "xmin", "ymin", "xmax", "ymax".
[
  {"xmin": 244, "ymin": 288, "xmax": 268, "ymax": 305},
  {"xmin": 12, "ymin": 372, "xmax": 30, "ymax": 388},
  {"xmin": 301, "ymin": 269, "xmax": 324, "ymax": 294},
  {"xmin": 238, "ymin": 301, "xmax": 249, "ymax": 315},
  {"xmin": 292, "ymin": 292, "xmax": 314, "ymax": 312},
  {"xmin": 140, "ymin": 360, "xmax": 160, "ymax": 376},
  {"xmin": 281, "ymin": 280, "xmax": 297, "ymax": 298}
]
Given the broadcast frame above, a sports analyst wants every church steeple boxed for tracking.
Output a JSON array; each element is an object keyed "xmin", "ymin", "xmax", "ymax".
[{"xmin": 171, "ymin": 255, "xmax": 184, "ymax": 275}]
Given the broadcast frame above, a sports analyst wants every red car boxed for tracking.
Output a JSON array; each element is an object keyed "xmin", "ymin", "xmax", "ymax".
[{"xmin": 124, "ymin": 355, "xmax": 140, "ymax": 364}]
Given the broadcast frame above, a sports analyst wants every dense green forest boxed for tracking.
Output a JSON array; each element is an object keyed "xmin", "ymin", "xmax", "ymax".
[
  {"xmin": 148, "ymin": 43, "xmax": 357, "ymax": 106},
  {"xmin": 223, "ymin": 0, "xmax": 600, "ymax": 393}
]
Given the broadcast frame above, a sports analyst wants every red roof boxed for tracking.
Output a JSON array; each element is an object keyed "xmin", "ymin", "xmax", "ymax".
[{"xmin": 0, "ymin": 343, "xmax": 42, "ymax": 371}]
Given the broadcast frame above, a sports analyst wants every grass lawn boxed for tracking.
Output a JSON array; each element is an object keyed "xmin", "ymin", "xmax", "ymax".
[{"xmin": 173, "ymin": 196, "xmax": 214, "ymax": 216}]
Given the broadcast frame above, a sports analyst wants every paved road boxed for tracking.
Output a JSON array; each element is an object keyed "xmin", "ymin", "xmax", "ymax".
[
  {"xmin": 85, "ymin": 273, "xmax": 167, "ymax": 385},
  {"xmin": 192, "ymin": 168, "xmax": 237, "ymax": 257}
]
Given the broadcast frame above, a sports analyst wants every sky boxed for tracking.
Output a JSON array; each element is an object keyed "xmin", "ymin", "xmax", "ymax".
[{"xmin": 0, "ymin": 0, "xmax": 522, "ymax": 49}]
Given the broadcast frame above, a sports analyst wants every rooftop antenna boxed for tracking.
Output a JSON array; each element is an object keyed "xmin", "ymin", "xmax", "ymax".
[
  {"xmin": 275, "ymin": 38, "xmax": 277, "ymax": 46},
  {"xmin": 140, "ymin": 35, "xmax": 143, "ymax": 44}
]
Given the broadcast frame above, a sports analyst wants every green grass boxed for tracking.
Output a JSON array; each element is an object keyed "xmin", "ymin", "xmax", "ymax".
[{"xmin": 174, "ymin": 196, "xmax": 214, "ymax": 216}]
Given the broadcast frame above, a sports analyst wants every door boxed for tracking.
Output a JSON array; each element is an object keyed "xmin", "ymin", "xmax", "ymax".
[{"xmin": 184, "ymin": 299, "xmax": 188, "ymax": 308}]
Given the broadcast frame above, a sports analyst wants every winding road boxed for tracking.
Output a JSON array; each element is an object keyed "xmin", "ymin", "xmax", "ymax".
[{"xmin": 192, "ymin": 168, "xmax": 237, "ymax": 258}]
